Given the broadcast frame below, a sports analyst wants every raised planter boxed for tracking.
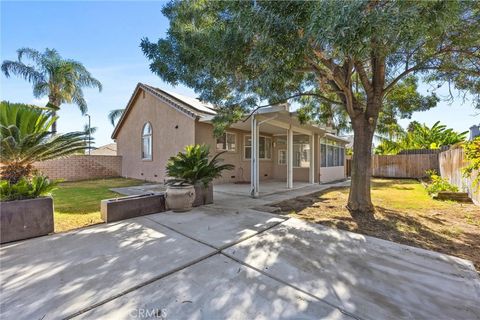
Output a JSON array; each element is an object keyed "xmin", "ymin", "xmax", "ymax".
[
  {"xmin": 434, "ymin": 191, "xmax": 472, "ymax": 203},
  {"xmin": 101, "ymin": 193, "xmax": 166, "ymax": 223},
  {"xmin": 0, "ymin": 197, "xmax": 54, "ymax": 244},
  {"xmin": 193, "ymin": 182, "xmax": 213, "ymax": 207}
]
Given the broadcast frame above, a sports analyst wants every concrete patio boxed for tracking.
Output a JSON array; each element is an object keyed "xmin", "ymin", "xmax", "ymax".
[{"xmin": 1, "ymin": 183, "xmax": 479, "ymax": 319}]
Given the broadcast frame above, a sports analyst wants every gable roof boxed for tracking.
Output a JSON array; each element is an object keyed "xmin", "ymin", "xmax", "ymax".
[{"xmin": 111, "ymin": 83, "xmax": 216, "ymax": 139}]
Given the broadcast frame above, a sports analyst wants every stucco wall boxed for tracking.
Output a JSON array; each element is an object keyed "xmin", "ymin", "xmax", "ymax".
[
  {"xmin": 320, "ymin": 166, "xmax": 346, "ymax": 183},
  {"xmin": 195, "ymin": 122, "xmax": 273, "ymax": 184},
  {"xmin": 271, "ymin": 134, "xmax": 321, "ymax": 183},
  {"xmin": 33, "ymin": 155, "xmax": 122, "ymax": 181},
  {"xmin": 116, "ymin": 89, "xmax": 196, "ymax": 182}
]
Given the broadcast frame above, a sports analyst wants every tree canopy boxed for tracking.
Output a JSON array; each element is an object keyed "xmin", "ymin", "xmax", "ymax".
[
  {"xmin": 1, "ymin": 48, "xmax": 102, "ymax": 132},
  {"xmin": 141, "ymin": 0, "xmax": 480, "ymax": 215},
  {"xmin": 374, "ymin": 121, "xmax": 468, "ymax": 154}
]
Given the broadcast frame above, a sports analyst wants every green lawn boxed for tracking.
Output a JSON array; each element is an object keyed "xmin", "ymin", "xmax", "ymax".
[{"xmin": 52, "ymin": 178, "xmax": 144, "ymax": 232}]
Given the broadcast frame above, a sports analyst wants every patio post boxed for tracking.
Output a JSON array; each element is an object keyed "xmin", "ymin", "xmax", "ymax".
[
  {"xmin": 250, "ymin": 115, "xmax": 259, "ymax": 197},
  {"xmin": 309, "ymin": 134, "xmax": 315, "ymax": 184},
  {"xmin": 287, "ymin": 126, "xmax": 293, "ymax": 189}
]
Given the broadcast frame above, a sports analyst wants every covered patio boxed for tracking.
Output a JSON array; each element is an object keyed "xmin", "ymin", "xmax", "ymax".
[{"xmin": 202, "ymin": 104, "xmax": 339, "ymax": 197}]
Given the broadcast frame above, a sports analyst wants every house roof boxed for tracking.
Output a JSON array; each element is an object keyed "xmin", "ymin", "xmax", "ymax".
[
  {"xmin": 111, "ymin": 83, "xmax": 216, "ymax": 139},
  {"xmin": 90, "ymin": 143, "xmax": 117, "ymax": 156}
]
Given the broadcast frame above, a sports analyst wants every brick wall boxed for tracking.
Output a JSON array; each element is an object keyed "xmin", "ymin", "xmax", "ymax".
[{"xmin": 33, "ymin": 155, "xmax": 122, "ymax": 181}]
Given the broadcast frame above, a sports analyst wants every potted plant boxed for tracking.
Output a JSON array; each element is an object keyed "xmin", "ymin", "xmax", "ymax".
[
  {"xmin": 0, "ymin": 174, "xmax": 58, "ymax": 243},
  {"xmin": 0, "ymin": 101, "xmax": 87, "ymax": 242},
  {"xmin": 165, "ymin": 144, "xmax": 234, "ymax": 211}
]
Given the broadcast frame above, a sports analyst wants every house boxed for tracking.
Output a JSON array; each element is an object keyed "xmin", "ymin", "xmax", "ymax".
[
  {"xmin": 90, "ymin": 143, "xmax": 117, "ymax": 156},
  {"xmin": 470, "ymin": 124, "xmax": 480, "ymax": 140},
  {"xmin": 112, "ymin": 83, "xmax": 348, "ymax": 196}
]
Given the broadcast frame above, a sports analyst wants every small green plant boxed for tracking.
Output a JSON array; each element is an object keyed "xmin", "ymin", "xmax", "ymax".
[
  {"xmin": 0, "ymin": 174, "xmax": 58, "ymax": 201},
  {"xmin": 424, "ymin": 170, "xmax": 458, "ymax": 196},
  {"xmin": 165, "ymin": 144, "xmax": 234, "ymax": 186},
  {"xmin": 462, "ymin": 137, "xmax": 480, "ymax": 189}
]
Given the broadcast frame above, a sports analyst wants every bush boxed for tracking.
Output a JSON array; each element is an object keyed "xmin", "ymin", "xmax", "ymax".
[
  {"xmin": 0, "ymin": 174, "xmax": 58, "ymax": 202},
  {"xmin": 166, "ymin": 144, "xmax": 234, "ymax": 186},
  {"xmin": 462, "ymin": 137, "xmax": 480, "ymax": 189},
  {"xmin": 425, "ymin": 170, "xmax": 458, "ymax": 196}
]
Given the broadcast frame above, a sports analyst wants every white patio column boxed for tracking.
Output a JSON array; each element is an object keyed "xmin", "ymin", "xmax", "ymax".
[
  {"xmin": 309, "ymin": 134, "xmax": 315, "ymax": 184},
  {"xmin": 250, "ymin": 115, "xmax": 259, "ymax": 197},
  {"xmin": 287, "ymin": 126, "xmax": 293, "ymax": 189}
]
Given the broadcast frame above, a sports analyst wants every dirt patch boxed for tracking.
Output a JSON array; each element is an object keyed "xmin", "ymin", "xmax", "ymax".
[{"xmin": 271, "ymin": 179, "xmax": 480, "ymax": 272}]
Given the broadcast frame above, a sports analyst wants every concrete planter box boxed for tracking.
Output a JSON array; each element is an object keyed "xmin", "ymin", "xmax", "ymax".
[
  {"xmin": 0, "ymin": 197, "xmax": 54, "ymax": 244},
  {"xmin": 101, "ymin": 193, "xmax": 166, "ymax": 223},
  {"xmin": 434, "ymin": 191, "xmax": 472, "ymax": 203},
  {"xmin": 193, "ymin": 183, "xmax": 213, "ymax": 207}
]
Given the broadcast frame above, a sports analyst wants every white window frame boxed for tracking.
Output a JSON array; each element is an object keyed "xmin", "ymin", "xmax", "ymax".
[
  {"xmin": 141, "ymin": 122, "xmax": 152, "ymax": 160},
  {"xmin": 244, "ymin": 135, "xmax": 272, "ymax": 160},
  {"xmin": 278, "ymin": 149, "xmax": 287, "ymax": 165},
  {"xmin": 216, "ymin": 132, "xmax": 237, "ymax": 152},
  {"xmin": 320, "ymin": 138, "xmax": 345, "ymax": 167}
]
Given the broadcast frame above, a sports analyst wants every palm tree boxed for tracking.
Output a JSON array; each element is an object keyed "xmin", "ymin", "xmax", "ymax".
[
  {"xmin": 1, "ymin": 48, "xmax": 102, "ymax": 133},
  {"xmin": 166, "ymin": 144, "xmax": 234, "ymax": 186},
  {"xmin": 108, "ymin": 108, "xmax": 124, "ymax": 126},
  {"xmin": 0, "ymin": 101, "xmax": 87, "ymax": 184}
]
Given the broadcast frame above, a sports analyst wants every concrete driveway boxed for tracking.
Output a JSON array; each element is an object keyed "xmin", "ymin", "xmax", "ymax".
[{"xmin": 1, "ymin": 194, "xmax": 479, "ymax": 319}]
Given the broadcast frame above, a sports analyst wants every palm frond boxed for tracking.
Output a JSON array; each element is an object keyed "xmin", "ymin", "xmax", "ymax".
[{"xmin": 108, "ymin": 109, "xmax": 125, "ymax": 126}]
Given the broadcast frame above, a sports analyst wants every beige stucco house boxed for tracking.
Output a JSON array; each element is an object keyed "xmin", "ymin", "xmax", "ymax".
[{"xmin": 112, "ymin": 83, "xmax": 348, "ymax": 196}]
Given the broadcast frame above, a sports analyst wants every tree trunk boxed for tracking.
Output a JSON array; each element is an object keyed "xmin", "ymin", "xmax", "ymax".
[
  {"xmin": 48, "ymin": 96, "xmax": 59, "ymax": 134},
  {"xmin": 51, "ymin": 115, "xmax": 57, "ymax": 134},
  {"xmin": 347, "ymin": 116, "xmax": 376, "ymax": 217},
  {"xmin": 1, "ymin": 163, "xmax": 33, "ymax": 184}
]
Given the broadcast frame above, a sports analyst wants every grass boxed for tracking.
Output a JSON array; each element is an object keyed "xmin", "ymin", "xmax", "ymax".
[
  {"xmin": 272, "ymin": 179, "xmax": 480, "ymax": 271},
  {"xmin": 52, "ymin": 178, "xmax": 145, "ymax": 233}
]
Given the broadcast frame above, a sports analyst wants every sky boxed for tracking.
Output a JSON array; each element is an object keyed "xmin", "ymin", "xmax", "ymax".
[{"xmin": 1, "ymin": 1, "xmax": 479, "ymax": 147}]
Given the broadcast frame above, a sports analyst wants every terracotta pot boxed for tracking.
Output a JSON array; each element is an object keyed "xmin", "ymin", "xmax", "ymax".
[{"xmin": 165, "ymin": 184, "xmax": 196, "ymax": 212}]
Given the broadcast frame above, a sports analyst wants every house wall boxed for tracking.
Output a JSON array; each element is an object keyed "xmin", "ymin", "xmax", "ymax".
[
  {"xmin": 116, "ymin": 89, "xmax": 196, "ymax": 182},
  {"xmin": 271, "ymin": 134, "xmax": 321, "ymax": 183},
  {"xmin": 194, "ymin": 122, "xmax": 273, "ymax": 184},
  {"xmin": 320, "ymin": 166, "xmax": 345, "ymax": 183}
]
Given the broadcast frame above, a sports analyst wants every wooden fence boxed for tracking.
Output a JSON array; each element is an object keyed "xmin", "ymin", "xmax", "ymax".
[
  {"xmin": 371, "ymin": 154, "xmax": 439, "ymax": 178},
  {"xmin": 439, "ymin": 148, "xmax": 479, "ymax": 205}
]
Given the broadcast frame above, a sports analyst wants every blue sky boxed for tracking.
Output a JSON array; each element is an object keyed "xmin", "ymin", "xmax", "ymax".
[{"xmin": 1, "ymin": 1, "xmax": 478, "ymax": 146}]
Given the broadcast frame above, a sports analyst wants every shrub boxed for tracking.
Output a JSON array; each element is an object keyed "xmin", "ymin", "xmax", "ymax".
[
  {"xmin": 462, "ymin": 137, "xmax": 480, "ymax": 189},
  {"xmin": 166, "ymin": 144, "xmax": 234, "ymax": 186},
  {"xmin": 0, "ymin": 174, "xmax": 58, "ymax": 202},
  {"xmin": 425, "ymin": 170, "xmax": 458, "ymax": 196}
]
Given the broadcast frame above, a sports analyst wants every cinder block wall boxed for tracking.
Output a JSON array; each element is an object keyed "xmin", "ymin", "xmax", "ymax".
[{"xmin": 33, "ymin": 155, "xmax": 122, "ymax": 181}]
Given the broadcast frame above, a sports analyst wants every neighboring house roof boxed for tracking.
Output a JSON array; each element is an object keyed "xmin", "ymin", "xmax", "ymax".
[
  {"xmin": 112, "ymin": 83, "xmax": 216, "ymax": 139},
  {"xmin": 91, "ymin": 143, "xmax": 117, "ymax": 156}
]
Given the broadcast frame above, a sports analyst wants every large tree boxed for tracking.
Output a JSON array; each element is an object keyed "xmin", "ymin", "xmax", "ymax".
[
  {"xmin": 141, "ymin": 0, "xmax": 480, "ymax": 215},
  {"xmin": 1, "ymin": 48, "xmax": 102, "ymax": 133}
]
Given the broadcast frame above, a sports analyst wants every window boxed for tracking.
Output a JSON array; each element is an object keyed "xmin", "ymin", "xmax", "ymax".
[
  {"xmin": 278, "ymin": 149, "xmax": 286, "ymax": 165},
  {"xmin": 244, "ymin": 135, "xmax": 272, "ymax": 160},
  {"xmin": 276, "ymin": 135, "xmax": 310, "ymax": 168},
  {"xmin": 142, "ymin": 122, "xmax": 152, "ymax": 160},
  {"xmin": 216, "ymin": 132, "xmax": 236, "ymax": 151},
  {"xmin": 320, "ymin": 138, "xmax": 345, "ymax": 167},
  {"xmin": 294, "ymin": 135, "xmax": 310, "ymax": 168}
]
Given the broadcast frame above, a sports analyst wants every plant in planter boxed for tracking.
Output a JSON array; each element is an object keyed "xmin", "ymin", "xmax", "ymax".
[
  {"xmin": 165, "ymin": 144, "xmax": 234, "ymax": 211},
  {"xmin": 0, "ymin": 101, "xmax": 87, "ymax": 242}
]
